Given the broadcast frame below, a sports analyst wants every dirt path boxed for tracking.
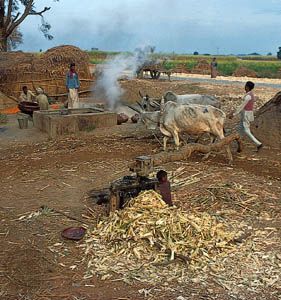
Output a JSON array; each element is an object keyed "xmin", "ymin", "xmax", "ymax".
[
  {"xmin": 169, "ymin": 74, "xmax": 281, "ymax": 89},
  {"xmin": 1, "ymin": 79, "xmax": 281, "ymax": 300},
  {"xmin": 1, "ymin": 125, "xmax": 281, "ymax": 299}
]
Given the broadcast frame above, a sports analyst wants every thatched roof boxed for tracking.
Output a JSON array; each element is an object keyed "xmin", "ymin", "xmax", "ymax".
[{"xmin": 0, "ymin": 45, "xmax": 93, "ymax": 99}]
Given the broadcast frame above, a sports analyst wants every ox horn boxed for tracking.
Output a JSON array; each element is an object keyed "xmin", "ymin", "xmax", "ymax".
[
  {"xmin": 126, "ymin": 104, "xmax": 142, "ymax": 114},
  {"xmin": 138, "ymin": 90, "xmax": 144, "ymax": 98},
  {"xmin": 151, "ymin": 100, "xmax": 160, "ymax": 107},
  {"xmin": 136, "ymin": 100, "xmax": 144, "ymax": 109},
  {"xmin": 160, "ymin": 97, "xmax": 165, "ymax": 114}
]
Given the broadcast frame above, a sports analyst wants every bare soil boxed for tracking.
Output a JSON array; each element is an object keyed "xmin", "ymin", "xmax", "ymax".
[{"xmin": 0, "ymin": 78, "xmax": 281, "ymax": 300}]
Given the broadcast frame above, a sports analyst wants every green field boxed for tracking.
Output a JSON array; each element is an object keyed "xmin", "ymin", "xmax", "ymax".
[{"xmin": 87, "ymin": 51, "xmax": 281, "ymax": 78}]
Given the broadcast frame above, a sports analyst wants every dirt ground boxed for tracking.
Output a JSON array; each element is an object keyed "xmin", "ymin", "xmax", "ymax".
[{"xmin": 0, "ymin": 78, "xmax": 281, "ymax": 300}]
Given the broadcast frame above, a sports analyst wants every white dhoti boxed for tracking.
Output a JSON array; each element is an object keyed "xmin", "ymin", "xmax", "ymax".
[
  {"xmin": 68, "ymin": 88, "xmax": 79, "ymax": 109},
  {"xmin": 237, "ymin": 111, "xmax": 262, "ymax": 146}
]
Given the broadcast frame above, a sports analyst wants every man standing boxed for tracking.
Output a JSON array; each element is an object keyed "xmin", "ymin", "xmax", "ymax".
[
  {"xmin": 66, "ymin": 63, "xmax": 80, "ymax": 109},
  {"xmin": 229, "ymin": 81, "xmax": 263, "ymax": 151},
  {"xmin": 19, "ymin": 86, "xmax": 36, "ymax": 102},
  {"xmin": 210, "ymin": 57, "xmax": 218, "ymax": 78}
]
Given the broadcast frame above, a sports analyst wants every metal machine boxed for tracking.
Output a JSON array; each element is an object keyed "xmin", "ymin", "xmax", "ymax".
[{"xmin": 90, "ymin": 156, "xmax": 157, "ymax": 214}]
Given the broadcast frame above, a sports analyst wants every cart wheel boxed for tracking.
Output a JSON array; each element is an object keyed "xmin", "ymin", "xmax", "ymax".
[{"xmin": 150, "ymin": 70, "xmax": 160, "ymax": 79}]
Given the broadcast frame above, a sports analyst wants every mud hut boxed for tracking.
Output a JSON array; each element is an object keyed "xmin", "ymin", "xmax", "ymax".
[
  {"xmin": 0, "ymin": 45, "xmax": 93, "ymax": 100},
  {"xmin": 253, "ymin": 92, "xmax": 281, "ymax": 148}
]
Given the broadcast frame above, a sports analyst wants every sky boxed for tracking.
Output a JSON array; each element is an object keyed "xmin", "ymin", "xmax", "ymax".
[{"xmin": 18, "ymin": 0, "xmax": 281, "ymax": 55}]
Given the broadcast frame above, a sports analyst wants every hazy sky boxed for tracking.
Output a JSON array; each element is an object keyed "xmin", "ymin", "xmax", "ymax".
[{"xmin": 19, "ymin": 0, "xmax": 281, "ymax": 54}]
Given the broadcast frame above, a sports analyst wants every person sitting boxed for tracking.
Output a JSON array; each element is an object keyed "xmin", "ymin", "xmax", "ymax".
[
  {"xmin": 19, "ymin": 86, "xmax": 36, "ymax": 102},
  {"xmin": 35, "ymin": 87, "xmax": 49, "ymax": 110},
  {"xmin": 156, "ymin": 170, "xmax": 173, "ymax": 206}
]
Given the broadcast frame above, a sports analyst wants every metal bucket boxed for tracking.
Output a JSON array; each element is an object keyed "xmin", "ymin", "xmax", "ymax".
[{"xmin": 18, "ymin": 117, "xmax": 28, "ymax": 129}]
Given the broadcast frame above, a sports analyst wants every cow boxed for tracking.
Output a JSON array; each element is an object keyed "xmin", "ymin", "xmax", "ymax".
[
  {"xmin": 138, "ymin": 91, "xmax": 161, "ymax": 112},
  {"xmin": 129, "ymin": 101, "xmax": 232, "ymax": 162},
  {"xmin": 164, "ymin": 91, "xmax": 221, "ymax": 109},
  {"xmin": 137, "ymin": 90, "xmax": 221, "ymax": 113}
]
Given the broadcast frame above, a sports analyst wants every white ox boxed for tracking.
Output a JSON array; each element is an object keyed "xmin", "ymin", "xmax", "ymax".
[
  {"xmin": 164, "ymin": 91, "xmax": 221, "ymax": 109},
  {"xmin": 138, "ymin": 101, "xmax": 232, "ymax": 161}
]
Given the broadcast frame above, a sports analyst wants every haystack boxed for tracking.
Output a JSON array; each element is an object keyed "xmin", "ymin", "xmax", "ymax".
[
  {"xmin": 0, "ymin": 45, "xmax": 93, "ymax": 99},
  {"xmin": 253, "ymin": 92, "xmax": 281, "ymax": 148},
  {"xmin": 233, "ymin": 67, "xmax": 257, "ymax": 78},
  {"xmin": 191, "ymin": 59, "xmax": 210, "ymax": 75}
]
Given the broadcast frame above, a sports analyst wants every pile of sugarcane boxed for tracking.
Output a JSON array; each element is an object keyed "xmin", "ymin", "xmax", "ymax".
[{"xmin": 83, "ymin": 190, "xmax": 241, "ymax": 283}]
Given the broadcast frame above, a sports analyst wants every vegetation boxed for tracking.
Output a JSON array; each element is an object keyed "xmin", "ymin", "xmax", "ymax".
[
  {"xmin": 0, "ymin": 112, "xmax": 8, "ymax": 124},
  {"xmin": 88, "ymin": 51, "xmax": 281, "ymax": 78}
]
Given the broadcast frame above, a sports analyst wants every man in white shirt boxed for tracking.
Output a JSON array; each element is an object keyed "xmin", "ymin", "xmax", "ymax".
[
  {"xmin": 229, "ymin": 81, "xmax": 263, "ymax": 152},
  {"xmin": 19, "ymin": 86, "xmax": 36, "ymax": 102}
]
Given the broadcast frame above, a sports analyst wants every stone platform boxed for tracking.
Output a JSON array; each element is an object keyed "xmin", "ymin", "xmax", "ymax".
[{"xmin": 33, "ymin": 108, "xmax": 117, "ymax": 138}]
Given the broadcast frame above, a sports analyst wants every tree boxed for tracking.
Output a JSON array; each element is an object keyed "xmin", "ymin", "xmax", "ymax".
[
  {"xmin": 193, "ymin": 51, "xmax": 199, "ymax": 55},
  {"xmin": 277, "ymin": 47, "xmax": 281, "ymax": 60},
  {"xmin": 7, "ymin": 24, "xmax": 22, "ymax": 50},
  {"xmin": 0, "ymin": 0, "xmax": 57, "ymax": 52}
]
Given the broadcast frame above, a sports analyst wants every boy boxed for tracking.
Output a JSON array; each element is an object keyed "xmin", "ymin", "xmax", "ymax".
[
  {"xmin": 156, "ymin": 170, "xmax": 173, "ymax": 206},
  {"xmin": 229, "ymin": 81, "xmax": 263, "ymax": 152}
]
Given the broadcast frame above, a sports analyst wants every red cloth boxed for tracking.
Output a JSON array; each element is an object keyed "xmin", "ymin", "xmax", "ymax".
[
  {"xmin": 157, "ymin": 181, "xmax": 173, "ymax": 206},
  {"xmin": 244, "ymin": 91, "xmax": 255, "ymax": 111},
  {"xmin": 69, "ymin": 70, "xmax": 76, "ymax": 79}
]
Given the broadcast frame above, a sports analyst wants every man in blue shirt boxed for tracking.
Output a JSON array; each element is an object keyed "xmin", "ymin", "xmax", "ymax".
[{"xmin": 66, "ymin": 63, "xmax": 80, "ymax": 108}]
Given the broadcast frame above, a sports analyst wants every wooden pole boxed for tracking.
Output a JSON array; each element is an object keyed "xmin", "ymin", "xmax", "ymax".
[{"xmin": 151, "ymin": 133, "xmax": 240, "ymax": 166}]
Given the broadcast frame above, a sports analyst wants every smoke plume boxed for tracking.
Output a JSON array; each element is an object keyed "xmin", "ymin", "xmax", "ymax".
[{"xmin": 94, "ymin": 46, "xmax": 155, "ymax": 110}]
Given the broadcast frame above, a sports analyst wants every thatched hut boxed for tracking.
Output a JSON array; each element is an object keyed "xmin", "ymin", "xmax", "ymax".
[
  {"xmin": 0, "ymin": 45, "xmax": 93, "ymax": 100},
  {"xmin": 253, "ymin": 92, "xmax": 281, "ymax": 149}
]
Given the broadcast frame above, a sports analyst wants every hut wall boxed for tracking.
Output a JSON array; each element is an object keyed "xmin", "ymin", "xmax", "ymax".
[{"xmin": 0, "ymin": 45, "xmax": 93, "ymax": 99}]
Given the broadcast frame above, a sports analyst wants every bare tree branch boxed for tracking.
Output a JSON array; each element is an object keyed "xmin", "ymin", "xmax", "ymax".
[
  {"xmin": 5, "ymin": 0, "xmax": 14, "ymax": 27},
  {"xmin": 6, "ymin": 0, "xmax": 34, "ymax": 36},
  {"xmin": 29, "ymin": 6, "xmax": 51, "ymax": 16},
  {"xmin": 0, "ymin": 0, "xmax": 5, "ymax": 28},
  {"xmin": 12, "ymin": 12, "xmax": 20, "ymax": 22}
]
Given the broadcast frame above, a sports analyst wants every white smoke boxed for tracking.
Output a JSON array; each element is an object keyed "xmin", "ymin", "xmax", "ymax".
[{"xmin": 94, "ymin": 46, "xmax": 155, "ymax": 110}]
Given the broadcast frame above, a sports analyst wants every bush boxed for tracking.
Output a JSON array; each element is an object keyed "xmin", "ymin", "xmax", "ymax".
[
  {"xmin": 185, "ymin": 61, "xmax": 197, "ymax": 70},
  {"xmin": 217, "ymin": 62, "xmax": 239, "ymax": 76}
]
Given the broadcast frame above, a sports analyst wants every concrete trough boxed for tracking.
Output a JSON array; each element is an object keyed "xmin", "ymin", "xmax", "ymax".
[{"xmin": 33, "ymin": 108, "xmax": 117, "ymax": 138}]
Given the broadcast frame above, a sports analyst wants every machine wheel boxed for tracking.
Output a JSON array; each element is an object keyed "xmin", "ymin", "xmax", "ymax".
[
  {"xmin": 108, "ymin": 193, "xmax": 120, "ymax": 214},
  {"xmin": 150, "ymin": 70, "xmax": 161, "ymax": 79}
]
